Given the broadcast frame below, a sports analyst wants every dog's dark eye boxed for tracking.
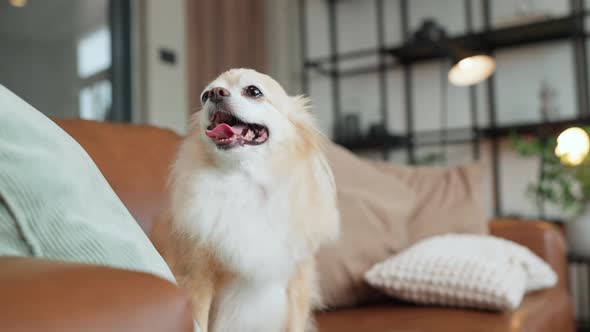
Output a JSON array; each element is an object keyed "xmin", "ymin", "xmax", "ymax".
[
  {"xmin": 201, "ymin": 91, "xmax": 209, "ymax": 104},
  {"xmin": 245, "ymin": 85, "xmax": 263, "ymax": 98}
]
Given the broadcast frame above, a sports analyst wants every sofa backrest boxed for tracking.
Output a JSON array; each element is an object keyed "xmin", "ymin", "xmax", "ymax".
[{"xmin": 53, "ymin": 119, "xmax": 181, "ymax": 235}]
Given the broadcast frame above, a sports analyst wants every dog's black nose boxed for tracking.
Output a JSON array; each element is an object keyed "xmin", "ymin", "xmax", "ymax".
[{"xmin": 210, "ymin": 87, "xmax": 230, "ymax": 103}]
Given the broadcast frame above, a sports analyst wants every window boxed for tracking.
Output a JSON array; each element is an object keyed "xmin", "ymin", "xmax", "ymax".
[
  {"xmin": 77, "ymin": 26, "xmax": 112, "ymax": 121},
  {"xmin": 0, "ymin": 0, "xmax": 131, "ymax": 121}
]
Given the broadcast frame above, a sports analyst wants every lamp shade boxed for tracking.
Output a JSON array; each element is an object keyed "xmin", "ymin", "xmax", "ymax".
[{"xmin": 448, "ymin": 55, "xmax": 496, "ymax": 86}]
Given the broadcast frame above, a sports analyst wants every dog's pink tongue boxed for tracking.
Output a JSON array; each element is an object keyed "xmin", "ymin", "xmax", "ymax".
[{"xmin": 205, "ymin": 123, "xmax": 235, "ymax": 139}]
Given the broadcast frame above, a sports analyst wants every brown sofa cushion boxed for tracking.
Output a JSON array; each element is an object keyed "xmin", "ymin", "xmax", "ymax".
[
  {"xmin": 318, "ymin": 144, "xmax": 416, "ymax": 309},
  {"xmin": 54, "ymin": 119, "xmax": 181, "ymax": 234},
  {"xmin": 374, "ymin": 161, "xmax": 488, "ymax": 245}
]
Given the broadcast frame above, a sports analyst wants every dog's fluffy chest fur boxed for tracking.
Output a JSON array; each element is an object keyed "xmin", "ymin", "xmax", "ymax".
[
  {"xmin": 177, "ymin": 166, "xmax": 304, "ymax": 280},
  {"xmin": 172, "ymin": 163, "xmax": 312, "ymax": 332},
  {"xmin": 212, "ymin": 278, "xmax": 288, "ymax": 332},
  {"xmin": 165, "ymin": 137, "xmax": 339, "ymax": 332}
]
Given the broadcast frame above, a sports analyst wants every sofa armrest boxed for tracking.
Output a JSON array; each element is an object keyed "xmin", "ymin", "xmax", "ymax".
[
  {"xmin": 490, "ymin": 218, "xmax": 568, "ymax": 289},
  {"xmin": 0, "ymin": 257, "xmax": 194, "ymax": 332}
]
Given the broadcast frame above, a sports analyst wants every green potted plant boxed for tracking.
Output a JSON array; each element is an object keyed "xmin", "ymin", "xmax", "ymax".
[{"xmin": 511, "ymin": 127, "xmax": 590, "ymax": 256}]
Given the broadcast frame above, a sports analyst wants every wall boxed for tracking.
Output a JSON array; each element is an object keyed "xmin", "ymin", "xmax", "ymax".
[
  {"xmin": 265, "ymin": 0, "xmax": 304, "ymax": 95},
  {"xmin": 0, "ymin": 0, "xmax": 189, "ymax": 129},
  {"xmin": 0, "ymin": 0, "xmax": 106, "ymax": 119},
  {"xmin": 138, "ymin": 0, "xmax": 272, "ymax": 134},
  {"xmin": 0, "ymin": 37, "xmax": 78, "ymax": 118},
  {"xmin": 297, "ymin": 0, "xmax": 579, "ymax": 219},
  {"xmin": 135, "ymin": 0, "xmax": 189, "ymax": 135}
]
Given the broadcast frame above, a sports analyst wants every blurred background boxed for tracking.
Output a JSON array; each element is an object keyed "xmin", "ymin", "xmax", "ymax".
[{"xmin": 1, "ymin": 0, "xmax": 590, "ymax": 229}]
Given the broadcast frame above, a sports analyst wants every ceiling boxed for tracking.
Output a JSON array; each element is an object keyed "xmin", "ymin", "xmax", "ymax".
[{"xmin": 0, "ymin": 0, "xmax": 108, "ymax": 43}]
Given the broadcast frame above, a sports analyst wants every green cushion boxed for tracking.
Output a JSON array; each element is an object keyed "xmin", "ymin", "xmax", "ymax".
[{"xmin": 0, "ymin": 85, "xmax": 175, "ymax": 283}]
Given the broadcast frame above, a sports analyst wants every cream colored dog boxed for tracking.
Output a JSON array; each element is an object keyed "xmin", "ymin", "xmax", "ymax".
[{"xmin": 152, "ymin": 68, "xmax": 340, "ymax": 332}]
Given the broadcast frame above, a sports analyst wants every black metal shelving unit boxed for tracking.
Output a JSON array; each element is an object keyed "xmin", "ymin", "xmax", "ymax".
[
  {"xmin": 300, "ymin": 0, "xmax": 590, "ymax": 216},
  {"xmin": 307, "ymin": 15, "xmax": 585, "ymax": 73},
  {"xmin": 570, "ymin": 253, "xmax": 590, "ymax": 331},
  {"xmin": 300, "ymin": 1, "xmax": 590, "ymax": 330}
]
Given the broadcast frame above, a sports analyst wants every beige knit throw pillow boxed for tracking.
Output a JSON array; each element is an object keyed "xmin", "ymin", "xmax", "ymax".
[{"xmin": 365, "ymin": 234, "xmax": 557, "ymax": 311}]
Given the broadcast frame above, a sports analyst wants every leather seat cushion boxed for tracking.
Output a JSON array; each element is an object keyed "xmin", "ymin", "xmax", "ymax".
[{"xmin": 315, "ymin": 289, "xmax": 574, "ymax": 332}]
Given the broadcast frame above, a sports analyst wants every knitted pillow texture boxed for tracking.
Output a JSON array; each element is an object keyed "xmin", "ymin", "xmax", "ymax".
[{"xmin": 364, "ymin": 234, "xmax": 557, "ymax": 311}]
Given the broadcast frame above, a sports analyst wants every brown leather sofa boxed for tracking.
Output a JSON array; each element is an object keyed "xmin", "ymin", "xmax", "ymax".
[
  {"xmin": 317, "ymin": 220, "xmax": 575, "ymax": 332},
  {"xmin": 0, "ymin": 119, "xmax": 575, "ymax": 332}
]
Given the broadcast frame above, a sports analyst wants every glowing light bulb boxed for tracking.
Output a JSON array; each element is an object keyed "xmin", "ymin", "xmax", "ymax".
[
  {"xmin": 9, "ymin": 0, "xmax": 27, "ymax": 7},
  {"xmin": 554, "ymin": 127, "xmax": 590, "ymax": 166},
  {"xmin": 457, "ymin": 57, "xmax": 475, "ymax": 70},
  {"xmin": 448, "ymin": 55, "xmax": 496, "ymax": 86}
]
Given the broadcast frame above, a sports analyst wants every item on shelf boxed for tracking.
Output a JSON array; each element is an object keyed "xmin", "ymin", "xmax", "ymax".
[
  {"xmin": 496, "ymin": 14, "xmax": 554, "ymax": 28},
  {"xmin": 495, "ymin": 0, "xmax": 553, "ymax": 28},
  {"xmin": 413, "ymin": 19, "xmax": 446, "ymax": 43},
  {"xmin": 516, "ymin": 0, "xmax": 536, "ymax": 17},
  {"xmin": 368, "ymin": 123, "xmax": 387, "ymax": 139},
  {"xmin": 539, "ymin": 80, "xmax": 559, "ymax": 121},
  {"xmin": 341, "ymin": 113, "xmax": 361, "ymax": 141},
  {"xmin": 568, "ymin": 207, "xmax": 590, "ymax": 258},
  {"xmin": 333, "ymin": 120, "xmax": 345, "ymax": 142},
  {"xmin": 414, "ymin": 152, "xmax": 444, "ymax": 166}
]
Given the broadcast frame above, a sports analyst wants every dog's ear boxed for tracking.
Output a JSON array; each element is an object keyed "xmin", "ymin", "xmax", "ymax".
[
  {"xmin": 286, "ymin": 95, "xmax": 314, "ymax": 126},
  {"xmin": 286, "ymin": 95, "xmax": 334, "ymax": 163},
  {"xmin": 291, "ymin": 95, "xmax": 337, "ymax": 196},
  {"xmin": 290, "ymin": 95, "xmax": 312, "ymax": 113},
  {"xmin": 286, "ymin": 95, "xmax": 319, "ymax": 136}
]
